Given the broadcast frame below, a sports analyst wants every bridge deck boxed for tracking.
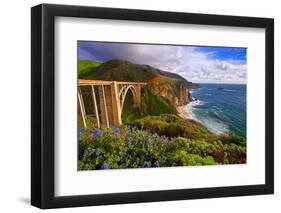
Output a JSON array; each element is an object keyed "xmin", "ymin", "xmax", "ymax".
[{"xmin": 79, "ymin": 79, "xmax": 147, "ymax": 86}]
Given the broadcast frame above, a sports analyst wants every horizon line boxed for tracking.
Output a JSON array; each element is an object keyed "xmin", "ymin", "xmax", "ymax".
[{"xmin": 193, "ymin": 82, "xmax": 246, "ymax": 85}]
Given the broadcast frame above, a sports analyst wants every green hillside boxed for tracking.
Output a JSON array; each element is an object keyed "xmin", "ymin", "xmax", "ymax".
[
  {"xmin": 78, "ymin": 59, "xmax": 191, "ymax": 85},
  {"xmin": 79, "ymin": 59, "xmax": 158, "ymax": 82},
  {"xmin": 78, "ymin": 60, "xmax": 100, "ymax": 75}
]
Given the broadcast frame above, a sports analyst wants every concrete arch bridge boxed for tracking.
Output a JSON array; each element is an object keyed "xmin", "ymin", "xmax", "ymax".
[{"xmin": 78, "ymin": 79, "xmax": 146, "ymax": 128}]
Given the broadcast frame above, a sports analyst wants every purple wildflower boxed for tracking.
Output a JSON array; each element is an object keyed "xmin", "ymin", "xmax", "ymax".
[
  {"xmin": 160, "ymin": 135, "xmax": 169, "ymax": 144},
  {"xmin": 100, "ymin": 162, "xmax": 111, "ymax": 170},
  {"xmin": 81, "ymin": 155, "xmax": 86, "ymax": 161},
  {"xmin": 152, "ymin": 161, "xmax": 160, "ymax": 168},
  {"xmin": 81, "ymin": 150, "xmax": 88, "ymax": 161},
  {"xmin": 89, "ymin": 129, "xmax": 103, "ymax": 138},
  {"xmin": 78, "ymin": 128, "xmax": 86, "ymax": 133},
  {"xmin": 113, "ymin": 127, "xmax": 120, "ymax": 134}
]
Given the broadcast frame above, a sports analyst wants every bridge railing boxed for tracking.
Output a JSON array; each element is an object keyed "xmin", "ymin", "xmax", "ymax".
[{"xmin": 79, "ymin": 79, "xmax": 146, "ymax": 86}]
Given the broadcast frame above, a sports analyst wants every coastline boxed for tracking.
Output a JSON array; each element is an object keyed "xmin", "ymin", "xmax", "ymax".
[
  {"xmin": 177, "ymin": 87, "xmax": 195, "ymax": 120},
  {"xmin": 177, "ymin": 102, "xmax": 227, "ymax": 135},
  {"xmin": 177, "ymin": 104, "xmax": 192, "ymax": 120},
  {"xmin": 177, "ymin": 100, "xmax": 200, "ymax": 121},
  {"xmin": 177, "ymin": 88, "xmax": 199, "ymax": 121},
  {"xmin": 177, "ymin": 85, "xmax": 245, "ymax": 137}
]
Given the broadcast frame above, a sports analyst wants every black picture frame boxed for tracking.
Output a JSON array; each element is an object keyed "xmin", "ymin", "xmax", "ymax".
[{"xmin": 31, "ymin": 3, "xmax": 274, "ymax": 209}]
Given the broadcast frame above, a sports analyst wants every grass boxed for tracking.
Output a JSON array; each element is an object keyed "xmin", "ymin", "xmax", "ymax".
[
  {"xmin": 80, "ymin": 59, "xmax": 158, "ymax": 81},
  {"xmin": 78, "ymin": 60, "xmax": 100, "ymax": 76}
]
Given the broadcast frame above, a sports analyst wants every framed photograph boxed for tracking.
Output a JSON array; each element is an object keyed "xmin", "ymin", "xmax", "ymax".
[{"xmin": 31, "ymin": 4, "xmax": 274, "ymax": 209}]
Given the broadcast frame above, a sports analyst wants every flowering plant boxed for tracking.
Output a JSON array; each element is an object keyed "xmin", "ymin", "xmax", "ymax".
[{"xmin": 78, "ymin": 120, "xmax": 246, "ymax": 170}]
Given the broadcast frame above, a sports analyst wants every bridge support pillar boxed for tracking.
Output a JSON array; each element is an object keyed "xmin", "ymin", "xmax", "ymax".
[
  {"xmin": 135, "ymin": 84, "xmax": 141, "ymax": 107},
  {"xmin": 78, "ymin": 88, "xmax": 87, "ymax": 128},
  {"xmin": 98, "ymin": 85, "xmax": 110, "ymax": 128},
  {"xmin": 110, "ymin": 81, "xmax": 122, "ymax": 126}
]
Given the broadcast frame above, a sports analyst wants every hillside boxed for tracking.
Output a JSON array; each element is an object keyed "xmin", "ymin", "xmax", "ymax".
[
  {"xmin": 144, "ymin": 65, "xmax": 191, "ymax": 85},
  {"xmin": 79, "ymin": 59, "xmax": 193, "ymax": 85},
  {"xmin": 78, "ymin": 60, "xmax": 100, "ymax": 75},
  {"xmin": 79, "ymin": 59, "xmax": 157, "ymax": 82},
  {"xmin": 78, "ymin": 59, "xmax": 198, "ymax": 122}
]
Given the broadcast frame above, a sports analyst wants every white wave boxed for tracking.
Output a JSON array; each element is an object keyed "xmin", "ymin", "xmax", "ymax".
[
  {"xmin": 223, "ymin": 89, "xmax": 236, "ymax": 92},
  {"xmin": 182, "ymin": 100, "xmax": 204, "ymax": 121},
  {"xmin": 184, "ymin": 100, "xmax": 229, "ymax": 135},
  {"xmin": 200, "ymin": 118, "xmax": 229, "ymax": 135}
]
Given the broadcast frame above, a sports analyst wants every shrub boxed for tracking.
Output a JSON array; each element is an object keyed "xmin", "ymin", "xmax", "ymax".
[
  {"xmin": 78, "ymin": 123, "xmax": 246, "ymax": 170},
  {"xmin": 131, "ymin": 114, "xmax": 214, "ymax": 140},
  {"xmin": 167, "ymin": 151, "xmax": 217, "ymax": 166}
]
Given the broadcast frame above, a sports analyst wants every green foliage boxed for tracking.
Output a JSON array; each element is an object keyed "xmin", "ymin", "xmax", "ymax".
[
  {"xmin": 219, "ymin": 133, "xmax": 246, "ymax": 146},
  {"xmin": 78, "ymin": 60, "xmax": 100, "ymax": 76},
  {"xmin": 120, "ymin": 89, "xmax": 141, "ymax": 124},
  {"xmin": 168, "ymin": 137, "xmax": 246, "ymax": 164},
  {"xmin": 80, "ymin": 59, "xmax": 158, "ymax": 82},
  {"xmin": 142, "ymin": 87, "xmax": 177, "ymax": 115},
  {"xmin": 78, "ymin": 126, "xmax": 170, "ymax": 170},
  {"xmin": 167, "ymin": 151, "xmax": 217, "ymax": 166},
  {"xmin": 121, "ymin": 87, "xmax": 177, "ymax": 124},
  {"xmin": 131, "ymin": 114, "xmax": 214, "ymax": 140},
  {"xmin": 78, "ymin": 124, "xmax": 246, "ymax": 170}
]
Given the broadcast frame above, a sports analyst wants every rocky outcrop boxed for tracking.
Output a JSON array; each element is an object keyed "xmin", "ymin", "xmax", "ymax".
[{"xmin": 150, "ymin": 83, "xmax": 194, "ymax": 107}]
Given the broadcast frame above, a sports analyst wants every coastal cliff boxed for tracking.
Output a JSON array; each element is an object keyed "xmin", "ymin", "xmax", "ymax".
[
  {"xmin": 150, "ymin": 82, "xmax": 192, "ymax": 107},
  {"xmin": 79, "ymin": 59, "xmax": 198, "ymax": 119}
]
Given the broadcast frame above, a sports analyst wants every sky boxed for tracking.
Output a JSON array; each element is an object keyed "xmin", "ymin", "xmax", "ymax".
[{"xmin": 78, "ymin": 41, "xmax": 247, "ymax": 84}]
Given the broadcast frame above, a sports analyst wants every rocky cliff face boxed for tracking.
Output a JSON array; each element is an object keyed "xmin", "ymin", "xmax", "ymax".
[{"xmin": 150, "ymin": 83, "xmax": 194, "ymax": 107}]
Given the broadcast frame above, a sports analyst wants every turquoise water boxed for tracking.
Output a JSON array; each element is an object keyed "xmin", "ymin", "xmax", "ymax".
[{"xmin": 187, "ymin": 84, "xmax": 246, "ymax": 138}]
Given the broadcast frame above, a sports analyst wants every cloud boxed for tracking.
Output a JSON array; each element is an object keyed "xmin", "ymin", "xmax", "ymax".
[{"xmin": 78, "ymin": 42, "xmax": 247, "ymax": 84}]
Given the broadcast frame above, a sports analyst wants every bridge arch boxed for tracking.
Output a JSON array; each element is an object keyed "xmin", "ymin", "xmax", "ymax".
[
  {"xmin": 78, "ymin": 79, "xmax": 146, "ymax": 128},
  {"xmin": 119, "ymin": 85, "xmax": 139, "ymax": 112}
]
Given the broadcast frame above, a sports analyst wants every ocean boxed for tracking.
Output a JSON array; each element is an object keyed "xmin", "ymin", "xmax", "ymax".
[{"xmin": 186, "ymin": 84, "xmax": 246, "ymax": 138}]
